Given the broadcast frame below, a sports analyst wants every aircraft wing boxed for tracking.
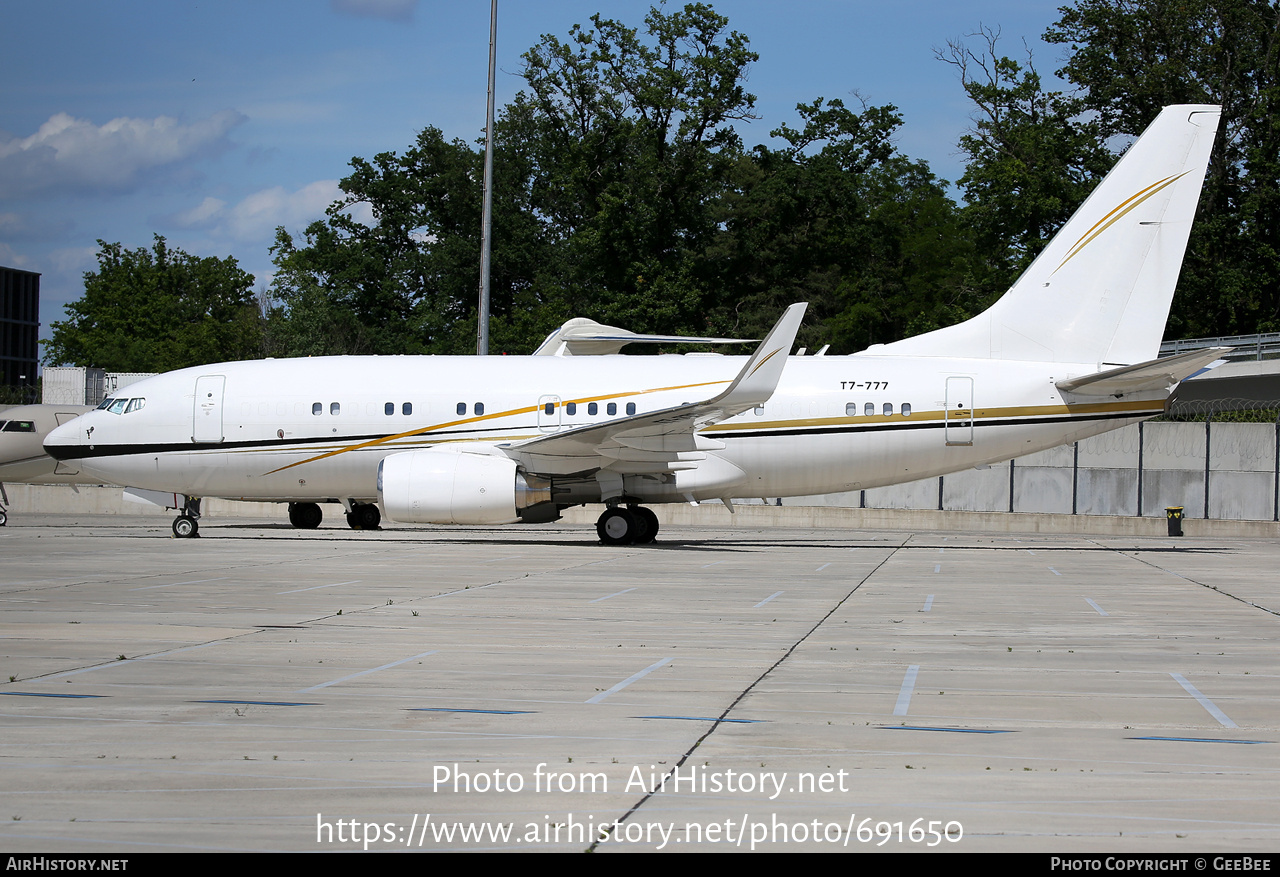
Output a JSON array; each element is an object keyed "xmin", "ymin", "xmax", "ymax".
[
  {"xmin": 1056, "ymin": 348, "xmax": 1232, "ymax": 397},
  {"xmin": 505, "ymin": 303, "xmax": 807, "ymax": 476},
  {"xmin": 533, "ymin": 317, "xmax": 757, "ymax": 356}
]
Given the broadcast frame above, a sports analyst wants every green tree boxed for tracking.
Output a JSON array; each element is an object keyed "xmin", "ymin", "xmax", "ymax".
[
  {"xmin": 706, "ymin": 98, "xmax": 981, "ymax": 351},
  {"xmin": 269, "ymin": 3, "xmax": 760, "ymax": 353},
  {"xmin": 269, "ymin": 3, "xmax": 995, "ymax": 356},
  {"xmin": 45, "ymin": 236, "xmax": 260, "ymax": 371},
  {"xmin": 1045, "ymin": 0, "xmax": 1280, "ymax": 336},
  {"xmin": 509, "ymin": 2, "xmax": 758, "ymax": 334},
  {"xmin": 940, "ymin": 28, "xmax": 1114, "ymax": 296}
]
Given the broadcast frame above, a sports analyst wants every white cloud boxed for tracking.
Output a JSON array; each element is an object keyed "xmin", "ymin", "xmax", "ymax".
[
  {"xmin": 173, "ymin": 196, "xmax": 228, "ymax": 227},
  {"xmin": 0, "ymin": 110, "xmax": 246, "ymax": 198},
  {"xmin": 173, "ymin": 180, "xmax": 360, "ymax": 243},
  {"xmin": 330, "ymin": 0, "xmax": 418, "ymax": 23},
  {"xmin": 0, "ymin": 241, "xmax": 28, "ymax": 269}
]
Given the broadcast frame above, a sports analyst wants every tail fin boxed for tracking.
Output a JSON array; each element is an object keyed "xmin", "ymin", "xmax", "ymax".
[{"xmin": 875, "ymin": 105, "xmax": 1220, "ymax": 365}]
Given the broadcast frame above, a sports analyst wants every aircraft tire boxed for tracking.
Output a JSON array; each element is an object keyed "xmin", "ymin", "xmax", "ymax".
[
  {"xmin": 596, "ymin": 507, "xmax": 638, "ymax": 546},
  {"xmin": 344, "ymin": 503, "xmax": 381, "ymax": 530},
  {"xmin": 356, "ymin": 503, "xmax": 381, "ymax": 529},
  {"xmin": 172, "ymin": 515, "xmax": 198, "ymax": 538},
  {"xmin": 0, "ymin": 508, "xmax": 7, "ymax": 527},
  {"xmin": 289, "ymin": 502, "xmax": 323, "ymax": 529},
  {"xmin": 633, "ymin": 506, "xmax": 659, "ymax": 544}
]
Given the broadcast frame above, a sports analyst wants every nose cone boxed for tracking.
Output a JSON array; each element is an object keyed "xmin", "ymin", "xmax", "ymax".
[{"xmin": 43, "ymin": 418, "xmax": 84, "ymax": 461}]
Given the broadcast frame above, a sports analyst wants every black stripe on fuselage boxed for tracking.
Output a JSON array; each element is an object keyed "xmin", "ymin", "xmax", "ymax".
[
  {"xmin": 42, "ymin": 423, "xmax": 532, "ymax": 462},
  {"xmin": 703, "ymin": 408, "xmax": 1152, "ymax": 440}
]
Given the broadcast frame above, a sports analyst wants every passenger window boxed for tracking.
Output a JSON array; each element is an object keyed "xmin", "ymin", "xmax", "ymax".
[
  {"xmin": 475, "ymin": 402, "xmax": 485, "ymax": 416},
  {"xmin": 588, "ymin": 402, "xmax": 598, "ymax": 416},
  {"xmin": 385, "ymin": 402, "xmax": 394, "ymax": 415},
  {"xmin": 755, "ymin": 405, "xmax": 765, "ymax": 416},
  {"xmin": 313, "ymin": 402, "xmax": 322, "ymax": 416},
  {"xmin": 845, "ymin": 402, "xmax": 856, "ymax": 416},
  {"xmin": 883, "ymin": 402, "xmax": 893, "ymax": 416},
  {"xmin": 544, "ymin": 402, "xmax": 555, "ymax": 415},
  {"xmin": 456, "ymin": 402, "xmax": 466, "ymax": 416},
  {"xmin": 902, "ymin": 403, "xmax": 912, "ymax": 417},
  {"xmin": 864, "ymin": 402, "xmax": 874, "ymax": 417},
  {"xmin": 403, "ymin": 402, "xmax": 412, "ymax": 416},
  {"xmin": 566, "ymin": 402, "xmax": 576, "ymax": 415},
  {"xmin": 626, "ymin": 402, "xmax": 636, "ymax": 415},
  {"xmin": 330, "ymin": 402, "xmax": 340, "ymax": 415},
  {"xmin": 607, "ymin": 403, "xmax": 617, "ymax": 416}
]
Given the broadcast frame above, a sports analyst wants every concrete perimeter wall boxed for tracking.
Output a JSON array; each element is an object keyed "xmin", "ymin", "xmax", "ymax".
[{"xmin": 796, "ymin": 421, "xmax": 1280, "ymax": 523}]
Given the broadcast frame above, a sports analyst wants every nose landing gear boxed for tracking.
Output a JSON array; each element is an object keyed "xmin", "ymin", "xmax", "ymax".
[{"xmin": 171, "ymin": 496, "xmax": 201, "ymax": 538}]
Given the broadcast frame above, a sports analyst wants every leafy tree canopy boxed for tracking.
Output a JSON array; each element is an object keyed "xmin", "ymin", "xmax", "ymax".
[
  {"xmin": 1046, "ymin": 0, "xmax": 1280, "ymax": 336},
  {"xmin": 45, "ymin": 236, "xmax": 259, "ymax": 371},
  {"xmin": 269, "ymin": 3, "xmax": 990, "ymax": 355},
  {"xmin": 84, "ymin": 1, "xmax": 1279, "ymax": 369}
]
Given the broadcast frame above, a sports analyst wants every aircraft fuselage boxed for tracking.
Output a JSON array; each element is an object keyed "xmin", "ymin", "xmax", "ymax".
[{"xmin": 43, "ymin": 352, "xmax": 1158, "ymax": 507}]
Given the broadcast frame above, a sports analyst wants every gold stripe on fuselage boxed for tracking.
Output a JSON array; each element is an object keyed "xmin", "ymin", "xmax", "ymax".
[
  {"xmin": 261, "ymin": 379, "xmax": 729, "ymax": 474},
  {"xmin": 250, "ymin": 395, "xmax": 1161, "ymax": 473}
]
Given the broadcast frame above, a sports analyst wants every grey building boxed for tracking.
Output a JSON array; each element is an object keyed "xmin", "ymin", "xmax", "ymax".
[{"xmin": 1, "ymin": 266, "xmax": 40, "ymax": 398}]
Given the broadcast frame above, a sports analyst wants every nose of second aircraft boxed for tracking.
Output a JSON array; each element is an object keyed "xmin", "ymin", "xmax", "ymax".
[{"xmin": 43, "ymin": 416, "xmax": 86, "ymax": 461}]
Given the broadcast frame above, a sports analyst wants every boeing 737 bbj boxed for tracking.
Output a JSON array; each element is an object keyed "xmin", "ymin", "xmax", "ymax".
[{"xmin": 45, "ymin": 105, "xmax": 1226, "ymax": 544}]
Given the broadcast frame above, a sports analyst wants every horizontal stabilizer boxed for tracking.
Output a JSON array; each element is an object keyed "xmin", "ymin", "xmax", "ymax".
[
  {"xmin": 1056, "ymin": 348, "xmax": 1231, "ymax": 397},
  {"xmin": 533, "ymin": 317, "xmax": 755, "ymax": 356}
]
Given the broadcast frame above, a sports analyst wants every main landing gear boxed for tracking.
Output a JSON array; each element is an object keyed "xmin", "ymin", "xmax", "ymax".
[
  {"xmin": 285, "ymin": 501, "xmax": 380, "ymax": 530},
  {"xmin": 596, "ymin": 505, "xmax": 659, "ymax": 546},
  {"xmin": 345, "ymin": 502, "xmax": 381, "ymax": 530},
  {"xmin": 171, "ymin": 496, "xmax": 201, "ymax": 538},
  {"xmin": 288, "ymin": 502, "xmax": 323, "ymax": 529}
]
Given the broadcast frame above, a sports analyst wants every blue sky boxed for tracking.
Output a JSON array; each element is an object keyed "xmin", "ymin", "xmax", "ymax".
[{"xmin": 2, "ymin": 0, "xmax": 1075, "ymax": 358}]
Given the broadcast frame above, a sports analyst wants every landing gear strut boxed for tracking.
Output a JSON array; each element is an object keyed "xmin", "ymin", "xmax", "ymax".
[
  {"xmin": 596, "ymin": 505, "xmax": 659, "ymax": 546},
  {"xmin": 288, "ymin": 502, "xmax": 323, "ymax": 529},
  {"xmin": 171, "ymin": 496, "xmax": 201, "ymax": 538},
  {"xmin": 345, "ymin": 502, "xmax": 381, "ymax": 530}
]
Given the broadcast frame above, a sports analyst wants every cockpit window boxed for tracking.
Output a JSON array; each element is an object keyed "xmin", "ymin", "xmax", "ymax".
[
  {"xmin": 107, "ymin": 398, "xmax": 128, "ymax": 414},
  {"xmin": 125, "ymin": 398, "xmax": 145, "ymax": 414},
  {"xmin": 1, "ymin": 420, "xmax": 36, "ymax": 433},
  {"xmin": 97, "ymin": 398, "xmax": 116, "ymax": 410}
]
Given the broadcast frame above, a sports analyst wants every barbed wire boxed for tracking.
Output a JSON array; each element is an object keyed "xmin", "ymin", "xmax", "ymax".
[{"xmin": 1160, "ymin": 398, "xmax": 1280, "ymax": 423}]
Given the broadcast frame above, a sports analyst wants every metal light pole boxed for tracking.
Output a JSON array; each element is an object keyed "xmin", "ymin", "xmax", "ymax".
[{"xmin": 477, "ymin": 0, "xmax": 497, "ymax": 355}]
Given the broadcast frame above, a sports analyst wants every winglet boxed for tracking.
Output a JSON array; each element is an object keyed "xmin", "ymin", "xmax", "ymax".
[{"xmin": 709, "ymin": 303, "xmax": 807, "ymax": 409}]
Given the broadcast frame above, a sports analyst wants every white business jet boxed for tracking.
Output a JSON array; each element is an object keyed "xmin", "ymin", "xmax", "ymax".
[
  {"xmin": 0, "ymin": 403, "xmax": 96, "ymax": 526},
  {"xmin": 44, "ymin": 105, "xmax": 1226, "ymax": 543}
]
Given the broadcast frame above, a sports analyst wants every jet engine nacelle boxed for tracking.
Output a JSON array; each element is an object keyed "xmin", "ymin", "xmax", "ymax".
[{"xmin": 378, "ymin": 447, "xmax": 550, "ymax": 525}]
